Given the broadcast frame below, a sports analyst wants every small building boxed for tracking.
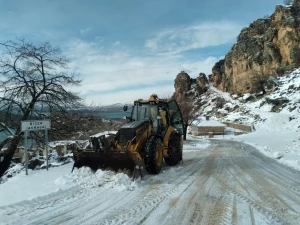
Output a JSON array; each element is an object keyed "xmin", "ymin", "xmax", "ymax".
[{"xmin": 190, "ymin": 117, "xmax": 226, "ymax": 136}]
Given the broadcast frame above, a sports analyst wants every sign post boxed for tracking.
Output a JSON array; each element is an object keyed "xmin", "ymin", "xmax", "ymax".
[
  {"xmin": 24, "ymin": 131, "xmax": 28, "ymax": 175},
  {"xmin": 45, "ymin": 129, "xmax": 49, "ymax": 170},
  {"xmin": 21, "ymin": 120, "xmax": 51, "ymax": 175}
]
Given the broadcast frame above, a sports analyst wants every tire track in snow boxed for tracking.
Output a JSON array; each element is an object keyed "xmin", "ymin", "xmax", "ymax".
[
  {"xmin": 96, "ymin": 174, "xmax": 198, "ymax": 224},
  {"xmin": 85, "ymin": 158, "xmax": 206, "ymax": 225},
  {"xmin": 216, "ymin": 143, "xmax": 299, "ymax": 224},
  {"xmin": 140, "ymin": 149, "xmax": 235, "ymax": 225}
]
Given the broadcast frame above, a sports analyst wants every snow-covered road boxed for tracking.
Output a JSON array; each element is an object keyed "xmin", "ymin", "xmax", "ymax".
[{"xmin": 1, "ymin": 139, "xmax": 300, "ymax": 225}]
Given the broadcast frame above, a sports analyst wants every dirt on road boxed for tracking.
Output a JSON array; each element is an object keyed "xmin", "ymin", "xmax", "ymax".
[{"xmin": 1, "ymin": 139, "xmax": 300, "ymax": 225}]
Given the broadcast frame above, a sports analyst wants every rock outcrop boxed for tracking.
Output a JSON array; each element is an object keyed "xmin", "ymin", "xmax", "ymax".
[
  {"xmin": 197, "ymin": 73, "xmax": 209, "ymax": 94},
  {"xmin": 173, "ymin": 71, "xmax": 192, "ymax": 102},
  {"xmin": 173, "ymin": 71, "xmax": 210, "ymax": 101},
  {"xmin": 211, "ymin": 0, "xmax": 300, "ymax": 95},
  {"xmin": 173, "ymin": 71, "xmax": 209, "ymax": 111}
]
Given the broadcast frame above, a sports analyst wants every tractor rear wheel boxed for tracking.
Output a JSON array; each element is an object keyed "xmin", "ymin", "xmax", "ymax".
[
  {"xmin": 164, "ymin": 131, "xmax": 182, "ymax": 166},
  {"xmin": 144, "ymin": 136, "xmax": 163, "ymax": 174}
]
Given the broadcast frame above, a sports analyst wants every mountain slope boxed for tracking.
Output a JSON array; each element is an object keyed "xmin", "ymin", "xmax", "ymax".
[{"xmin": 193, "ymin": 68, "xmax": 300, "ymax": 171}]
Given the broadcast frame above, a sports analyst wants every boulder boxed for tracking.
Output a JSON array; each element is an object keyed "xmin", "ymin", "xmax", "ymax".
[
  {"xmin": 265, "ymin": 97, "xmax": 289, "ymax": 105},
  {"xmin": 264, "ymin": 76, "xmax": 280, "ymax": 91},
  {"xmin": 28, "ymin": 159, "xmax": 44, "ymax": 170}
]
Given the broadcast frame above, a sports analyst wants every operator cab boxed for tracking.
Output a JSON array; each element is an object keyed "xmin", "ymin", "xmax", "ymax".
[{"xmin": 127, "ymin": 99, "xmax": 183, "ymax": 136}]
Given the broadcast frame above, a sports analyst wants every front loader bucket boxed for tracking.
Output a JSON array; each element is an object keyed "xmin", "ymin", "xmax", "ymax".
[{"xmin": 73, "ymin": 150, "xmax": 144, "ymax": 178}]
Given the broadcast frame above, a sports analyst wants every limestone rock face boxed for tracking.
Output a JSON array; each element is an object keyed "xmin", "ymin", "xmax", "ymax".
[
  {"xmin": 198, "ymin": 73, "xmax": 209, "ymax": 87},
  {"xmin": 211, "ymin": 0, "xmax": 300, "ymax": 94},
  {"xmin": 197, "ymin": 73, "xmax": 209, "ymax": 94},
  {"xmin": 173, "ymin": 71, "xmax": 191, "ymax": 102}
]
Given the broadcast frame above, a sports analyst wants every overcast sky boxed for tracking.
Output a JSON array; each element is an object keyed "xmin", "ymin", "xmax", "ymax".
[{"xmin": 0, "ymin": 0, "xmax": 283, "ymax": 105}]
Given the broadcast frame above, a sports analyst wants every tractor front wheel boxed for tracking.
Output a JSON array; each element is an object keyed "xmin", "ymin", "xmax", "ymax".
[
  {"xmin": 144, "ymin": 136, "xmax": 163, "ymax": 174},
  {"xmin": 164, "ymin": 131, "xmax": 182, "ymax": 166}
]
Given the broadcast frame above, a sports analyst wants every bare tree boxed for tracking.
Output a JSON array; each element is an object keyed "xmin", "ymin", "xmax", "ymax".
[
  {"xmin": 0, "ymin": 38, "xmax": 82, "ymax": 178},
  {"xmin": 0, "ymin": 123, "xmax": 15, "ymax": 150},
  {"xmin": 156, "ymin": 93, "xmax": 196, "ymax": 140},
  {"xmin": 176, "ymin": 96, "xmax": 197, "ymax": 140}
]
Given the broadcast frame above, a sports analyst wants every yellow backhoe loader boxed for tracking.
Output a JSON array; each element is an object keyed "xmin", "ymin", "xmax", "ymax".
[{"xmin": 72, "ymin": 94, "xmax": 184, "ymax": 177}]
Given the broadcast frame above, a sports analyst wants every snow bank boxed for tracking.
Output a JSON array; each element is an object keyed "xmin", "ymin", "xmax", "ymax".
[
  {"xmin": 55, "ymin": 166, "xmax": 138, "ymax": 191},
  {"xmin": 0, "ymin": 163, "xmax": 138, "ymax": 207}
]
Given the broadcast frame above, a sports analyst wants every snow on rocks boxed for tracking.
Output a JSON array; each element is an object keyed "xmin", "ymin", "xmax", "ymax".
[
  {"xmin": 273, "ymin": 152, "xmax": 283, "ymax": 159},
  {"xmin": 0, "ymin": 163, "xmax": 24, "ymax": 184}
]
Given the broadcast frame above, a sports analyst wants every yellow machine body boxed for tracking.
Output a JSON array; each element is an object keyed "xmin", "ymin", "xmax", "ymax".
[{"xmin": 73, "ymin": 94, "xmax": 184, "ymax": 176}]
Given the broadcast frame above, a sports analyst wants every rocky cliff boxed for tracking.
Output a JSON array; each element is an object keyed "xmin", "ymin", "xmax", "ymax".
[
  {"xmin": 211, "ymin": 0, "xmax": 300, "ymax": 94},
  {"xmin": 173, "ymin": 71, "xmax": 192, "ymax": 102},
  {"xmin": 173, "ymin": 71, "xmax": 209, "ymax": 113}
]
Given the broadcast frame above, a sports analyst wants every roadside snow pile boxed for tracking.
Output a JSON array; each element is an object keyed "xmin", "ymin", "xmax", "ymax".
[
  {"xmin": 0, "ymin": 151, "xmax": 73, "ymax": 184},
  {"xmin": 0, "ymin": 163, "xmax": 24, "ymax": 184},
  {"xmin": 55, "ymin": 167, "xmax": 138, "ymax": 191}
]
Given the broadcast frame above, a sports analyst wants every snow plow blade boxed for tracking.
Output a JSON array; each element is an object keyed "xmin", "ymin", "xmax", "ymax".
[{"xmin": 72, "ymin": 150, "xmax": 145, "ymax": 178}]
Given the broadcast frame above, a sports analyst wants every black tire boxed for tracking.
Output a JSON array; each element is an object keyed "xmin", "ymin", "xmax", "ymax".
[
  {"xmin": 164, "ymin": 131, "xmax": 182, "ymax": 166},
  {"xmin": 144, "ymin": 136, "xmax": 163, "ymax": 174}
]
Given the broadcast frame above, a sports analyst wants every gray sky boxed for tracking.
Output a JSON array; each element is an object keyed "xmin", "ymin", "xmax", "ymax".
[{"xmin": 0, "ymin": 0, "xmax": 284, "ymax": 105}]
